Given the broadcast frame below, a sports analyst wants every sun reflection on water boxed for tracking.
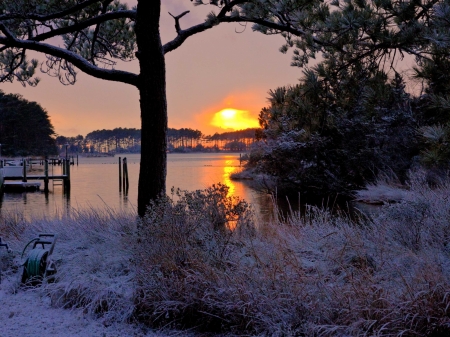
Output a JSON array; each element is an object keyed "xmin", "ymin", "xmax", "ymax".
[{"xmin": 223, "ymin": 165, "xmax": 237, "ymax": 196}]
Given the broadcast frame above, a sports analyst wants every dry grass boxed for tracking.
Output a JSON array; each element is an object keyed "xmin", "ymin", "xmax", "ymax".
[{"xmin": 1, "ymin": 173, "xmax": 450, "ymax": 336}]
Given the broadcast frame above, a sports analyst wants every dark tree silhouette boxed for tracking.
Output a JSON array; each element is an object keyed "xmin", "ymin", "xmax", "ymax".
[{"xmin": 0, "ymin": 91, "xmax": 57, "ymax": 156}]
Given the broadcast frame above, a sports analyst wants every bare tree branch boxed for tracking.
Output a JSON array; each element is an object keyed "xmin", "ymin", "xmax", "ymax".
[
  {"xmin": 168, "ymin": 11, "xmax": 190, "ymax": 33},
  {"xmin": 163, "ymin": 13, "xmax": 334, "ymax": 54}
]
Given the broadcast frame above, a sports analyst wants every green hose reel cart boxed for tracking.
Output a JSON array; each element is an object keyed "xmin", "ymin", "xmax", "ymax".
[{"xmin": 21, "ymin": 234, "xmax": 57, "ymax": 284}]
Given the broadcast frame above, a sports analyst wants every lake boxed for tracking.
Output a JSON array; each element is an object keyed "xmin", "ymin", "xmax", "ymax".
[{"xmin": 0, "ymin": 153, "xmax": 274, "ymax": 220}]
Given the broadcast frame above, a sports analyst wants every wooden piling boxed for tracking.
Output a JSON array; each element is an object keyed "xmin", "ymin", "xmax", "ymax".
[
  {"xmin": 122, "ymin": 157, "xmax": 129, "ymax": 193},
  {"xmin": 119, "ymin": 157, "xmax": 122, "ymax": 192},
  {"xmin": 65, "ymin": 159, "xmax": 71, "ymax": 188},
  {"xmin": 44, "ymin": 159, "xmax": 49, "ymax": 192},
  {"xmin": 22, "ymin": 159, "xmax": 27, "ymax": 183}
]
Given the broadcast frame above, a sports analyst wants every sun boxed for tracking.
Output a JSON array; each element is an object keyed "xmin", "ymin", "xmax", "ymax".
[
  {"xmin": 220, "ymin": 109, "xmax": 237, "ymax": 119},
  {"xmin": 211, "ymin": 108, "xmax": 259, "ymax": 130}
]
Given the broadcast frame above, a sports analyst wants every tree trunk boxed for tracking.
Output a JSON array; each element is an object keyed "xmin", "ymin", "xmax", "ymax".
[{"xmin": 135, "ymin": 0, "xmax": 167, "ymax": 217}]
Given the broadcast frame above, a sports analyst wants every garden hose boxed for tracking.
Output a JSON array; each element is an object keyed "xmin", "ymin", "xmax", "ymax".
[
  {"xmin": 24, "ymin": 248, "xmax": 48, "ymax": 278},
  {"xmin": 21, "ymin": 237, "xmax": 39, "ymax": 259}
]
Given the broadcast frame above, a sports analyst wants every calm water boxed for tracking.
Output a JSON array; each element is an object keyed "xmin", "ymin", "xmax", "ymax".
[{"xmin": 0, "ymin": 153, "xmax": 273, "ymax": 220}]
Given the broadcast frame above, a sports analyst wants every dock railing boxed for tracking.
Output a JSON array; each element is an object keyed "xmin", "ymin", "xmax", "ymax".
[{"xmin": 2, "ymin": 159, "xmax": 70, "ymax": 186}]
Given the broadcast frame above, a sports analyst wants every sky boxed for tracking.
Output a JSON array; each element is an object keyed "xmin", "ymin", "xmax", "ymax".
[{"xmin": 0, "ymin": 1, "xmax": 301, "ymax": 137}]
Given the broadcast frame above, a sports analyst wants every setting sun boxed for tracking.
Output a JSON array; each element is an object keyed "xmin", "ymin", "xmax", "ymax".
[{"xmin": 211, "ymin": 108, "xmax": 259, "ymax": 130}]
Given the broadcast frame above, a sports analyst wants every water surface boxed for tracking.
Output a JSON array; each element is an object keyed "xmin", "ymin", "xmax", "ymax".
[{"xmin": 0, "ymin": 153, "xmax": 273, "ymax": 220}]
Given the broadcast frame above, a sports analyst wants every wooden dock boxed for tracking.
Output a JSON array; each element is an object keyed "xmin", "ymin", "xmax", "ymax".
[
  {"xmin": 0, "ymin": 158, "xmax": 71, "ymax": 192},
  {"xmin": 3, "ymin": 175, "xmax": 67, "ymax": 181},
  {"xmin": 3, "ymin": 181, "xmax": 41, "ymax": 192}
]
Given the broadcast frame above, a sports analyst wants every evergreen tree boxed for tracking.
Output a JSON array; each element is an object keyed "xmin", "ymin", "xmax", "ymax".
[
  {"xmin": 0, "ymin": 91, "xmax": 57, "ymax": 156},
  {"xmin": 250, "ymin": 68, "xmax": 416, "ymax": 197}
]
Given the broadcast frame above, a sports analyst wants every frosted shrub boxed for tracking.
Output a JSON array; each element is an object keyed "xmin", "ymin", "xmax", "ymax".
[
  {"xmin": 134, "ymin": 184, "xmax": 259, "ymax": 330},
  {"xmin": 135, "ymin": 177, "xmax": 450, "ymax": 336}
]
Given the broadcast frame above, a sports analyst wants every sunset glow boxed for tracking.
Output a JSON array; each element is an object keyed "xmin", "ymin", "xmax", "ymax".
[{"xmin": 211, "ymin": 108, "xmax": 259, "ymax": 130}]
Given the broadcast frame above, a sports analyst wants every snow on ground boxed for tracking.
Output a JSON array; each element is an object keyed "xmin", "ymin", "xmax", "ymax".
[
  {"xmin": 0, "ymin": 282, "xmax": 150, "ymax": 337},
  {"xmin": 0, "ymin": 209, "xmax": 193, "ymax": 337}
]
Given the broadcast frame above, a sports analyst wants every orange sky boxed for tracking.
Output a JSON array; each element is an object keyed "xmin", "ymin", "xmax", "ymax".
[{"xmin": 0, "ymin": 1, "xmax": 301, "ymax": 137}]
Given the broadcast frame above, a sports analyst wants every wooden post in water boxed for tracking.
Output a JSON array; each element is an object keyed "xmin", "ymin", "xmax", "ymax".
[
  {"xmin": 118, "ymin": 157, "xmax": 122, "ymax": 192},
  {"xmin": 44, "ymin": 159, "xmax": 49, "ymax": 192},
  {"xmin": 62, "ymin": 159, "xmax": 66, "ymax": 175},
  {"xmin": 77, "ymin": 154, "xmax": 79, "ymax": 166},
  {"xmin": 65, "ymin": 158, "xmax": 71, "ymax": 188},
  {"xmin": 122, "ymin": 157, "xmax": 129, "ymax": 193},
  {"xmin": 22, "ymin": 158, "xmax": 27, "ymax": 183}
]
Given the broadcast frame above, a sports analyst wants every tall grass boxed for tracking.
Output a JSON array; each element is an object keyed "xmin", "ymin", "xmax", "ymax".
[{"xmin": 1, "ymin": 173, "xmax": 450, "ymax": 336}]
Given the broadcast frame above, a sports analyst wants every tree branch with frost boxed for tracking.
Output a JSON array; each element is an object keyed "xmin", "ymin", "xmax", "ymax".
[{"xmin": 0, "ymin": 33, "xmax": 138, "ymax": 86}]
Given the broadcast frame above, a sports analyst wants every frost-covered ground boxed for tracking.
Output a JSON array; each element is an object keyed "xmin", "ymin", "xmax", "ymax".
[
  {"xmin": 1, "ymin": 173, "xmax": 450, "ymax": 336},
  {"xmin": 0, "ymin": 208, "xmax": 191, "ymax": 337},
  {"xmin": 0, "ymin": 286, "xmax": 147, "ymax": 337}
]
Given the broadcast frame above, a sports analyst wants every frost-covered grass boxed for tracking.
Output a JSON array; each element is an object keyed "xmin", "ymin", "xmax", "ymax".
[
  {"xmin": 355, "ymin": 171, "xmax": 411, "ymax": 204},
  {"xmin": 1, "ymin": 173, "xmax": 450, "ymax": 336},
  {"xmin": 0, "ymin": 207, "xmax": 137, "ymax": 325}
]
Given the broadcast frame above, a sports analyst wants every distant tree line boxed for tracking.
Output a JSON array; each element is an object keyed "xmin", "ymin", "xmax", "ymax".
[
  {"xmin": 0, "ymin": 91, "xmax": 57, "ymax": 157},
  {"xmin": 57, "ymin": 127, "xmax": 257, "ymax": 154},
  {"xmin": 203, "ymin": 129, "xmax": 258, "ymax": 152},
  {"xmin": 167, "ymin": 128, "xmax": 202, "ymax": 151}
]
